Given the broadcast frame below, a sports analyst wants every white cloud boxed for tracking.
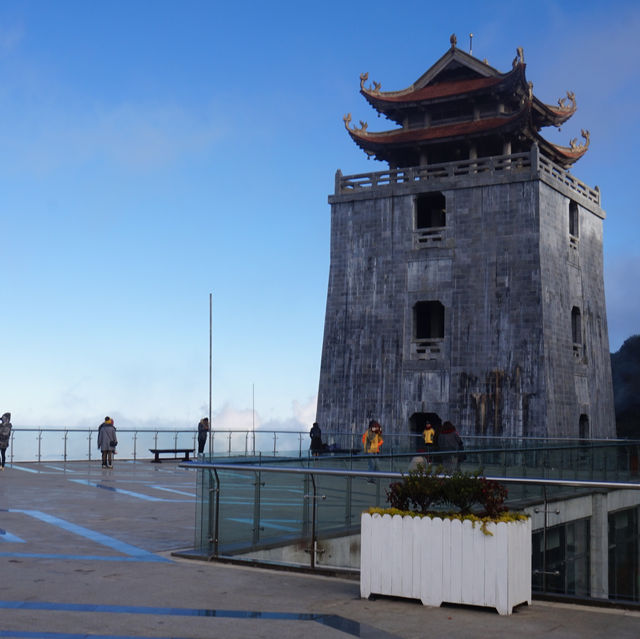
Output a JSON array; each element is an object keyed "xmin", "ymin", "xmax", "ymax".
[
  {"xmin": 292, "ymin": 394, "xmax": 317, "ymax": 426},
  {"xmin": 212, "ymin": 403, "xmax": 257, "ymax": 431}
]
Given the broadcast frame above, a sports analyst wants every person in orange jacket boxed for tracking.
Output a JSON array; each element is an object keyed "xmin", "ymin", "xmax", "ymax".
[
  {"xmin": 363, "ymin": 420, "xmax": 383, "ymax": 477},
  {"xmin": 362, "ymin": 420, "xmax": 383, "ymax": 453}
]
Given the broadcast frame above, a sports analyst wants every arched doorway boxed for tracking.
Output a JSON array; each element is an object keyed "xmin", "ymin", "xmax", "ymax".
[
  {"xmin": 409, "ymin": 412, "xmax": 442, "ymax": 451},
  {"xmin": 579, "ymin": 414, "xmax": 589, "ymax": 439}
]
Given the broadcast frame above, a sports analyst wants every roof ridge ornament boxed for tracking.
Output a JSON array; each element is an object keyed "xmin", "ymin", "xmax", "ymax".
[
  {"xmin": 343, "ymin": 113, "xmax": 369, "ymax": 134},
  {"xmin": 360, "ymin": 72, "xmax": 381, "ymax": 95},
  {"xmin": 557, "ymin": 91, "xmax": 577, "ymax": 111},
  {"xmin": 450, "ymin": 33, "xmax": 457, "ymax": 49},
  {"xmin": 512, "ymin": 46, "xmax": 525, "ymax": 68},
  {"xmin": 569, "ymin": 129, "xmax": 590, "ymax": 151}
]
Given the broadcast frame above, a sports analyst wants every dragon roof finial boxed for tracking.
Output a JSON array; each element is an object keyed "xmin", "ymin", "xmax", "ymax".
[
  {"xmin": 569, "ymin": 129, "xmax": 590, "ymax": 151},
  {"xmin": 558, "ymin": 91, "xmax": 577, "ymax": 111}
]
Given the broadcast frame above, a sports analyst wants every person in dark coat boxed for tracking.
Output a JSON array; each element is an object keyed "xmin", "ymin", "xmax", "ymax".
[
  {"xmin": 0, "ymin": 412, "xmax": 12, "ymax": 470},
  {"xmin": 197, "ymin": 417, "xmax": 210, "ymax": 455},
  {"xmin": 97, "ymin": 417, "xmax": 117, "ymax": 469},
  {"xmin": 435, "ymin": 420, "xmax": 463, "ymax": 473},
  {"xmin": 309, "ymin": 422, "xmax": 323, "ymax": 457}
]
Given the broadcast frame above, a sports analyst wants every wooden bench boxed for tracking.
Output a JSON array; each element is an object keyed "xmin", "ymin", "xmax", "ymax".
[{"xmin": 149, "ymin": 448, "xmax": 194, "ymax": 463}]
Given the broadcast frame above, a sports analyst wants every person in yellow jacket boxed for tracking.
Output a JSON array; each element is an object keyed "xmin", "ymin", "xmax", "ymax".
[
  {"xmin": 422, "ymin": 421, "xmax": 435, "ymax": 462},
  {"xmin": 363, "ymin": 420, "xmax": 383, "ymax": 478}
]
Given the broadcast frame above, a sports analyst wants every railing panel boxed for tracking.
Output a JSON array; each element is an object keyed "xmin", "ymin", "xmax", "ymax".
[{"xmin": 188, "ymin": 460, "xmax": 640, "ymax": 605}]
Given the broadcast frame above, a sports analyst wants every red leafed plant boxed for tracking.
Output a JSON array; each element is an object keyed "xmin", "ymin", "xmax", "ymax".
[{"xmin": 386, "ymin": 464, "xmax": 508, "ymax": 518}]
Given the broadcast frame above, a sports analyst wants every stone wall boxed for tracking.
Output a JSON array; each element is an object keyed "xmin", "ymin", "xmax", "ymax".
[{"xmin": 316, "ymin": 158, "xmax": 615, "ymax": 440}]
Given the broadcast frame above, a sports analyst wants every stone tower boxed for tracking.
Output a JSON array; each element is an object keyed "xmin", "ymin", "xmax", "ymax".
[{"xmin": 316, "ymin": 38, "xmax": 615, "ymax": 441}]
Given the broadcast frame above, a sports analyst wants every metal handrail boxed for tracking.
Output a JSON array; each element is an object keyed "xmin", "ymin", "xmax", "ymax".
[{"xmin": 182, "ymin": 461, "xmax": 640, "ymax": 490}]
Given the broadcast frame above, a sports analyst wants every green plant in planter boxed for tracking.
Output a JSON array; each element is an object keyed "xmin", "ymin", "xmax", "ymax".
[
  {"xmin": 387, "ymin": 463, "xmax": 439, "ymax": 513},
  {"xmin": 386, "ymin": 464, "xmax": 509, "ymax": 518}
]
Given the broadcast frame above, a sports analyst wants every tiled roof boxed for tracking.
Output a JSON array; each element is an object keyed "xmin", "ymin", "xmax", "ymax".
[{"xmin": 347, "ymin": 111, "xmax": 525, "ymax": 145}]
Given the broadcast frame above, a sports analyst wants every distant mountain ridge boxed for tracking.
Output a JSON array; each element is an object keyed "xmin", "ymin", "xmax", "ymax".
[{"xmin": 611, "ymin": 335, "xmax": 640, "ymax": 438}]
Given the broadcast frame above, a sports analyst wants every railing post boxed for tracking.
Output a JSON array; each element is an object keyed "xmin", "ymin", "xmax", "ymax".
[
  {"xmin": 37, "ymin": 430, "xmax": 42, "ymax": 463},
  {"xmin": 530, "ymin": 142, "xmax": 539, "ymax": 177},
  {"xmin": 345, "ymin": 475, "xmax": 352, "ymax": 527},
  {"xmin": 310, "ymin": 473, "xmax": 317, "ymax": 569},
  {"xmin": 227, "ymin": 432, "xmax": 232, "ymax": 456},
  {"xmin": 63, "ymin": 430, "xmax": 68, "ymax": 462},
  {"xmin": 208, "ymin": 469, "xmax": 220, "ymax": 559},
  {"xmin": 88, "ymin": 430, "xmax": 92, "ymax": 461},
  {"xmin": 302, "ymin": 472, "xmax": 311, "ymax": 539},
  {"xmin": 273, "ymin": 432, "xmax": 277, "ymax": 457},
  {"xmin": 252, "ymin": 470, "xmax": 262, "ymax": 545},
  {"xmin": 154, "ymin": 431, "xmax": 159, "ymax": 450},
  {"xmin": 133, "ymin": 431, "xmax": 137, "ymax": 460}
]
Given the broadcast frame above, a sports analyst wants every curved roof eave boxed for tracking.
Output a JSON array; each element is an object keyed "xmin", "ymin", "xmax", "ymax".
[
  {"xmin": 344, "ymin": 108, "xmax": 528, "ymax": 149},
  {"xmin": 359, "ymin": 65, "xmax": 528, "ymax": 120},
  {"xmin": 532, "ymin": 92, "xmax": 577, "ymax": 127},
  {"xmin": 534, "ymin": 129, "xmax": 590, "ymax": 167}
]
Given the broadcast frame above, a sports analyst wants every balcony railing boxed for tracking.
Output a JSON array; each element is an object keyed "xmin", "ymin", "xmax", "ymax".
[
  {"xmin": 335, "ymin": 145, "xmax": 600, "ymax": 207},
  {"xmin": 412, "ymin": 338, "xmax": 444, "ymax": 359}
]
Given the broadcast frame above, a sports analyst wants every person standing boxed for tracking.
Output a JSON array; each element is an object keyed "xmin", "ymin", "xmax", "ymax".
[
  {"xmin": 422, "ymin": 421, "xmax": 436, "ymax": 462},
  {"xmin": 309, "ymin": 422, "xmax": 323, "ymax": 457},
  {"xmin": 0, "ymin": 412, "xmax": 12, "ymax": 470},
  {"xmin": 435, "ymin": 420, "xmax": 463, "ymax": 473},
  {"xmin": 97, "ymin": 417, "xmax": 117, "ymax": 469},
  {"xmin": 362, "ymin": 420, "xmax": 384, "ymax": 477},
  {"xmin": 197, "ymin": 417, "xmax": 210, "ymax": 456}
]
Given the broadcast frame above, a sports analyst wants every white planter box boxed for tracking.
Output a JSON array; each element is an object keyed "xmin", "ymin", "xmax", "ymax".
[{"xmin": 360, "ymin": 513, "xmax": 531, "ymax": 615}]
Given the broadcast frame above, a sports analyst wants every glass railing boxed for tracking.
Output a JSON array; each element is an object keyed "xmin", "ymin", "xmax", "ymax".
[
  {"xmin": 4, "ymin": 428, "xmax": 317, "ymax": 462},
  {"xmin": 185, "ymin": 445, "xmax": 640, "ymax": 607},
  {"xmin": 7, "ymin": 427, "xmax": 637, "ymax": 472}
]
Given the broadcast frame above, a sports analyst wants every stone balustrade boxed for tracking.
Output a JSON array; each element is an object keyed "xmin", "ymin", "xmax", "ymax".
[{"xmin": 335, "ymin": 146, "xmax": 600, "ymax": 207}]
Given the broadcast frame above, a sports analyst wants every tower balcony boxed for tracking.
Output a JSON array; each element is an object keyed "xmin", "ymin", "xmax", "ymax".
[{"xmin": 333, "ymin": 146, "xmax": 600, "ymax": 210}]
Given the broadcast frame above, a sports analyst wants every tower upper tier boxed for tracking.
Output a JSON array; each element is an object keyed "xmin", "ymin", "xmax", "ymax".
[{"xmin": 344, "ymin": 35, "xmax": 589, "ymax": 169}]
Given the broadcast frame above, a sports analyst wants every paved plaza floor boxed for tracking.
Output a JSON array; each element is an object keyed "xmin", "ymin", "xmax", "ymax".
[{"xmin": 0, "ymin": 460, "xmax": 639, "ymax": 638}]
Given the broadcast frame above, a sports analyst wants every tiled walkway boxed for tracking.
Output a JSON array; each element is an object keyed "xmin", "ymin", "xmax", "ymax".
[{"xmin": 0, "ymin": 460, "xmax": 639, "ymax": 638}]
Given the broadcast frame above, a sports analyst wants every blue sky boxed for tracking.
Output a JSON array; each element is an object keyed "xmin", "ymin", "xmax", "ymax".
[{"xmin": 1, "ymin": 1, "xmax": 638, "ymax": 431}]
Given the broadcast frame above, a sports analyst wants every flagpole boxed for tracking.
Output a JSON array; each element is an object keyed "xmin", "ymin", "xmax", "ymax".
[{"xmin": 208, "ymin": 292, "xmax": 212, "ymax": 456}]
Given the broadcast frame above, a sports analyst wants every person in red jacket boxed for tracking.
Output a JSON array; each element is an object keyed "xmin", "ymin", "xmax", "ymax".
[{"xmin": 434, "ymin": 420, "xmax": 463, "ymax": 473}]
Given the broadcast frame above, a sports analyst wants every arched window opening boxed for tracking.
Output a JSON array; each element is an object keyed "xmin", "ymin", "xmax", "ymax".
[
  {"xmin": 572, "ymin": 306, "xmax": 583, "ymax": 359},
  {"xmin": 569, "ymin": 200, "xmax": 579, "ymax": 238},
  {"xmin": 569, "ymin": 199, "xmax": 579, "ymax": 252},
  {"xmin": 415, "ymin": 192, "xmax": 446, "ymax": 247},
  {"xmin": 414, "ymin": 301, "xmax": 444, "ymax": 339},
  {"xmin": 412, "ymin": 301, "xmax": 444, "ymax": 359},
  {"xmin": 416, "ymin": 192, "xmax": 446, "ymax": 229}
]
